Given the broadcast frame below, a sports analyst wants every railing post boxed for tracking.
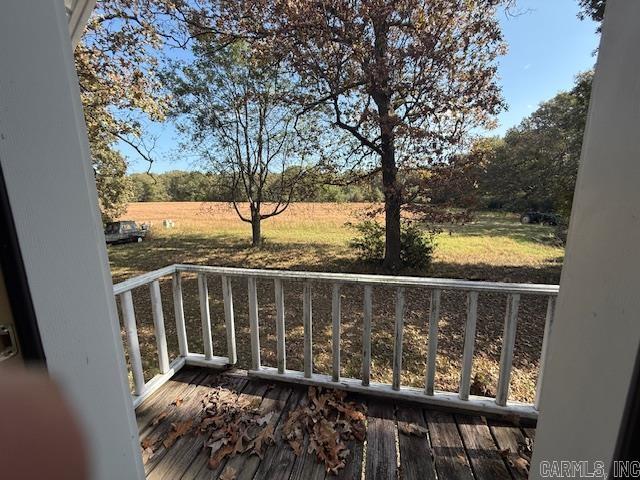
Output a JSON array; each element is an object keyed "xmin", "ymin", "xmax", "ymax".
[
  {"xmin": 392, "ymin": 287, "xmax": 406, "ymax": 391},
  {"xmin": 197, "ymin": 273, "xmax": 214, "ymax": 361},
  {"xmin": 248, "ymin": 277, "xmax": 261, "ymax": 370},
  {"xmin": 221, "ymin": 275, "xmax": 237, "ymax": 364},
  {"xmin": 425, "ymin": 289, "xmax": 441, "ymax": 395},
  {"xmin": 331, "ymin": 283, "xmax": 341, "ymax": 382},
  {"xmin": 303, "ymin": 281, "xmax": 313, "ymax": 378},
  {"xmin": 362, "ymin": 285, "xmax": 373, "ymax": 386},
  {"xmin": 172, "ymin": 271, "xmax": 188, "ymax": 357},
  {"xmin": 120, "ymin": 290, "xmax": 145, "ymax": 396},
  {"xmin": 535, "ymin": 296, "xmax": 556, "ymax": 409},
  {"xmin": 149, "ymin": 280, "xmax": 170, "ymax": 374},
  {"xmin": 459, "ymin": 291, "xmax": 479, "ymax": 400},
  {"xmin": 496, "ymin": 293, "xmax": 520, "ymax": 406},
  {"xmin": 274, "ymin": 278, "xmax": 286, "ymax": 374}
]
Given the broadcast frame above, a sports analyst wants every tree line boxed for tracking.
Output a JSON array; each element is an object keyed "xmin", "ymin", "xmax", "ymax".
[
  {"xmin": 429, "ymin": 70, "xmax": 593, "ymax": 219},
  {"xmin": 129, "ymin": 170, "xmax": 384, "ymax": 203}
]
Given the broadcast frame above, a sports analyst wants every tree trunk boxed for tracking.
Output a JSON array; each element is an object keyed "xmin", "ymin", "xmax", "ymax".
[
  {"xmin": 372, "ymin": 20, "xmax": 402, "ymax": 272},
  {"xmin": 381, "ymin": 144, "xmax": 402, "ymax": 271},
  {"xmin": 251, "ymin": 213, "xmax": 261, "ymax": 247}
]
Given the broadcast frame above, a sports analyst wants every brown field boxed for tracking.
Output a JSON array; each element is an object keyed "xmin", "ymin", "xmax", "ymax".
[{"xmin": 110, "ymin": 202, "xmax": 564, "ymax": 403}]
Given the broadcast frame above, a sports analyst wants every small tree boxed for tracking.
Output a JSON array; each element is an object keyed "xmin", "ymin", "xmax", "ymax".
[{"xmin": 169, "ymin": 43, "xmax": 316, "ymax": 246}]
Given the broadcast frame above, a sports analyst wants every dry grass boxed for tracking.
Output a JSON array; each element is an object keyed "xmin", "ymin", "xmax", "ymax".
[{"xmin": 110, "ymin": 202, "xmax": 564, "ymax": 403}]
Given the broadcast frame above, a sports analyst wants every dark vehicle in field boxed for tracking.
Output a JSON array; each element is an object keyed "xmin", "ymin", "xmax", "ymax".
[
  {"xmin": 104, "ymin": 221, "xmax": 147, "ymax": 244},
  {"xmin": 520, "ymin": 211, "xmax": 560, "ymax": 226}
]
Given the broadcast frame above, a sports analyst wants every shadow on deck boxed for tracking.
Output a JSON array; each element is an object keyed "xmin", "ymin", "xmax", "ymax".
[{"xmin": 137, "ymin": 367, "xmax": 534, "ymax": 480}]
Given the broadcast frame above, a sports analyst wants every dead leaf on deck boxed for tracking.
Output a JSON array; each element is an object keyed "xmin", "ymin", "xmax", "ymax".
[
  {"xmin": 251, "ymin": 423, "xmax": 276, "ymax": 458},
  {"xmin": 398, "ymin": 422, "xmax": 429, "ymax": 437},
  {"xmin": 499, "ymin": 446, "xmax": 531, "ymax": 475},
  {"xmin": 256, "ymin": 411, "xmax": 275, "ymax": 426},
  {"xmin": 150, "ymin": 410, "xmax": 169, "ymax": 426},
  {"xmin": 162, "ymin": 419, "xmax": 193, "ymax": 449},
  {"xmin": 219, "ymin": 465, "xmax": 237, "ymax": 480},
  {"xmin": 141, "ymin": 446, "xmax": 154, "ymax": 464}
]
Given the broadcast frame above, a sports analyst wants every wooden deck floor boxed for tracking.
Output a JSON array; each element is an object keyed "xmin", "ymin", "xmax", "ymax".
[{"xmin": 137, "ymin": 367, "xmax": 534, "ymax": 480}]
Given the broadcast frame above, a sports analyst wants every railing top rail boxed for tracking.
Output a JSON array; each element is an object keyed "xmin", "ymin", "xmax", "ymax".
[
  {"xmin": 173, "ymin": 264, "xmax": 559, "ymax": 295},
  {"xmin": 112, "ymin": 265, "xmax": 177, "ymax": 295}
]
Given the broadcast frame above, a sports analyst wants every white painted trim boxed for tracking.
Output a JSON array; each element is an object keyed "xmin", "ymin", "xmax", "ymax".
[
  {"xmin": 65, "ymin": 0, "xmax": 97, "ymax": 48},
  {"xmin": 150, "ymin": 280, "xmax": 170, "ymax": 374},
  {"xmin": 425, "ymin": 289, "xmax": 441, "ymax": 396},
  {"xmin": 459, "ymin": 291, "xmax": 479, "ymax": 401},
  {"xmin": 247, "ymin": 277, "xmax": 261, "ymax": 370},
  {"xmin": 275, "ymin": 278, "xmax": 286, "ymax": 374},
  {"xmin": 496, "ymin": 294, "xmax": 520, "ymax": 406},
  {"xmin": 184, "ymin": 353, "xmax": 232, "ymax": 369},
  {"xmin": 113, "ymin": 265, "xmax": 176, "ymax": 295},
  {"xmin": 120, "ymin": 291, "xmax": 146, "ymax": 396},
  {"xmin": 531, "ymin": 1, "xmax": 640, "ymax": 473},
  {"xmin": 172, "ymin": 272, "xmax": 189, "ymax": 357},
  {"xmin": 331, "ymin": 283, "xmax": 341, "ymax": 382},
  {"xmin": 0, "ymin": 2, "xmax": 143, "ymax": 478},
  {"xmin": 535, "ymin": 296, "xmax": 555, "ymax": 409},
  {"xmin": 175, "ymin": 264, "xmax": 559, "ymax": 295},
  {"xmin": 362, "ymin": 285, "xmax": 373, "ymax": 386},
  {"xmin": 221, "ymin": 275, "xmax": 237, "ymax": 364},
  {"xmin": 391, "ymin": 287, "xmax": 405, "ymax": 391},
  {"xmin": 197, "ymin": 273, "xmax": 214, "ymax": 360},
  {"xmin": 303, "ymin": 281, "xmax": 313, "ymax": 378}
]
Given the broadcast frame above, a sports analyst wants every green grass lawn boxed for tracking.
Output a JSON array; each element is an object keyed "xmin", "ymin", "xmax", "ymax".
[{"xmin": 109, "ymin": 203, "xmax": 564, "ymax": 403}]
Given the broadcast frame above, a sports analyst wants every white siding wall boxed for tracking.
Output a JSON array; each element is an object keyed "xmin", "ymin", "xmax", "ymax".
[
  {"xmin": 531, "ymin": 0, "xmax": 640, "ymax": 475},
  {"xmin": 0, "ymin": 1, "xmax": 143, "ymax": 479}
]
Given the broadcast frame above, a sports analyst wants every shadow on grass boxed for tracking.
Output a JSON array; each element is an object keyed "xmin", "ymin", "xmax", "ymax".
[
  {"xmin": 437, "ymin": 214, "xmax": 562, "ymax": 247},
  {"xmin": 109, "ymin": 232, "xmax": 562, "ymax": 283}
]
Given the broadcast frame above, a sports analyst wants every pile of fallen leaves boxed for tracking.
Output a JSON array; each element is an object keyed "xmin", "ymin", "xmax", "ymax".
[
  {"xmin": 198, "ymin": 385, "xmax": 277, "ymax": 469},
  {"xmin": 140, "ymin": 382, "xmax": 276, "ymax": 470},
  {"xmin": 140, "ymin": 383, "xmax": 367, "ymax": 476},
  {"xmin": 282, "ymin": 387, "xmax": 366, "ymax": 474}
]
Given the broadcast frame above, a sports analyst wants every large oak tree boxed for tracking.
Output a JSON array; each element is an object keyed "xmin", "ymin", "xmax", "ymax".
[{"xmin": 196, "ymin": 0, "xmax": 508, "ymax": 269}]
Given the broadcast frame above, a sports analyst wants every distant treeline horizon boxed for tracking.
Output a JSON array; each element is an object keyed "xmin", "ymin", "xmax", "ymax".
[{"xmin": 128, "ymin": 170, "xmax": 386, "ymax": 204}]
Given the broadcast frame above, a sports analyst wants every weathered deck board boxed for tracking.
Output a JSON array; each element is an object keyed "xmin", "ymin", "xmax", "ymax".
[
  {"xmin": 136, "ymin": 368, "xmax": 533, "ymax": 480},
  {"xmin": 397, "ymin": 404, "xmax": 437, "ymax": 480},
  {"xmin": 288, "ymin": 433, "xmax": 327, "ymax": 480},
  {"xmin": 488, "ymin": 419, "xmax": 530, "ymax": 480},
  {"xmin": 365, "ymin": 401, "xmax": 397, "ymax": 480},
  {"xmin": 224, "ymin": 384, "xmax": 293, "ymax": 480},
  {"xmin": 253, "ymin": 388, "xmax": 307, "ymax": 480},
  {"xmin": 137, "ymin": 369, "xmax": 203, "ymax": 434},
  {"xmin": 455, "ymin": 415, "xmax": 511, "ymax": 480},
  {"xmin": 523, "ymin": 427, "xmax": 536, "ymax": 441},
  {"xmin": 425, "ymin": 410, "xmax": 475, "ymax": 480}
]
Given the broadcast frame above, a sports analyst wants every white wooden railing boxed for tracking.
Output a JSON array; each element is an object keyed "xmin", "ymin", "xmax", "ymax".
[{"xmin": 113, "ymin": 264, "xmax": 558, "ymax": 418}]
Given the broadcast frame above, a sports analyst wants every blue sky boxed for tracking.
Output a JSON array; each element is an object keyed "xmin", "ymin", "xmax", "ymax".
[{"xmin": 123, "ymin": 0, "xmax": 600, "ymax": 173}]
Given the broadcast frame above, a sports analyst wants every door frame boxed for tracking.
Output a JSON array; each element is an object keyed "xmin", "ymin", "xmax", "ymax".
[
  {"xmin": 0, "ymin": 165, "xmax": 46, "ymax": 363},
  {"xmin": 0, "ymin": 2, "xmax": 144, "ymax": 478}
]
